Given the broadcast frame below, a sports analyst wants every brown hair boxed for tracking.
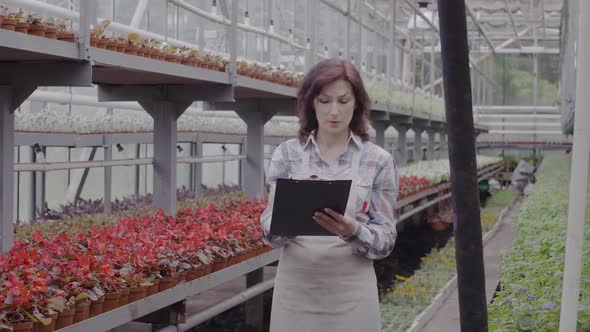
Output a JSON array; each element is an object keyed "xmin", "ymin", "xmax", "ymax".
[{"xmin": 297, "ymin": 58, "xmax": 371, "ymax": 143}]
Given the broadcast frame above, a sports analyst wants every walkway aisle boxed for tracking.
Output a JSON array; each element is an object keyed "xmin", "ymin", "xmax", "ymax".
[{"xmin": 421, "ymin": 200, "xmax": 520, "ymax": 332}]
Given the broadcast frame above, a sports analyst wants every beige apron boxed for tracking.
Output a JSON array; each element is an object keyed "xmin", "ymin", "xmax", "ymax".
[{"xmin": 269, "ymin": 144, "xmax": 381, "ymax": 332}]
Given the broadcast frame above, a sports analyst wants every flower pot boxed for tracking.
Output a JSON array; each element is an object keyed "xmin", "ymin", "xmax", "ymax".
[
  {"xmin": 136, "ymin": 49, "xmax": 145, "ymax": 57},
  {"xmin": 0, "ymin": 18, "xmax": 17, "ymax": 31},
  {"xmin": 57, "ymin": 32, "xmax": 75, "ymax": 43},
  {"xmin": 1, "ymin": 321, "xmax": 34, "ymax": 332},
  {"xmin": 89, "ymin": 296, "xmax": 105, "ymax": 317},
  {"xmin": 125, "ymin": 45, "xmax": 138, "ymax": 56},
  {"xmin": 118, "ymin": 288, "xmax": 130, "ymax": 307},
  {"xmin": 115, "ymin": 41, "xmax": 127, "ymax": 52},
  {"xmin": 158, "ymin": 276, "xmax": 177, "ymax": 292},
  {"xmin": 166, "ymin": 56, "xmax": 180, "ymax": 63},
  {"xmin": 15, "ymin": 22, "xmax": 29, "ymax": 33},
  {"xmin": 44, "ymin": 26, "xmax": 57, "ymax": 39},
  {"xmin": 97, "ymin": 38, "xmax": 108, "ymax": 49},
  {"xmin": 106, "ymin": 41, "xmax": 117, "ymax": 51},
  {"xmin": 180, "ymin": 58, "xmax": 193, "ymax": 66},
  {"xmin": 27, "ymin": 24, "xmax": 46, "ymax": 37},
  {"xmin": 54, "ymin": 307, "xmax": 75, "ymax": 329},
  {"xmin": 430, "ymin": 221, "xmax": 450, "ymax": 232},
  {"xmin": 37, "ymin": 313, "xmax": 58, "ymax": 332},
  {"xmin": 103, "ymin": 292, "xmax": 121, "ymax": 312},
  {"xmin": 90, "ymin": 36, "xmax": 98, "ymax": 47},
  {"xmin": 128, "ymin": 286, "xmax": 147, "ymax": 303},
  {"xmin": 73, "ymin": 300, "xmax": 90, "ymax": 323},
  {"xmin": 146, "ymin": 279, "xmax": 160, "ymax": 297}
]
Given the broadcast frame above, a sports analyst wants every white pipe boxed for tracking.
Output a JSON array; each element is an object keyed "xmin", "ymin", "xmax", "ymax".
[
  {"xmin": 559, "ymin": 0, "xmax": 590, "ymax": 330},
  {"xmin": 477, "ymin": 114, "xmax": 561, "ymax": 119},
  {"xmin": 14, "ymin": 155, "xmax": 246, "ymax": 172},
  {"xmin": 482, "ymin": 122, "xmax": 561, "ymax": 127},
  {"xmin": 131, "ymin": 0, "xmax": 149, "ymax": 28},
  {"xmin": 488, "ymin": 130, "xmax": 564, "ymax": 135},
  {"xmin": 130, "ymin": 0, "xmax": 150, "ymax": 28},
  {"xmin": 176, "ymin": 155, "xmax": 246, "ymax": 164}
]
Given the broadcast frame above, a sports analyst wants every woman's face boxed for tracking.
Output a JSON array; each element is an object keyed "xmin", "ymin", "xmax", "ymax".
[{"xmin": 313, "ymin": 79, "xmax": 356, "ymax": 138}]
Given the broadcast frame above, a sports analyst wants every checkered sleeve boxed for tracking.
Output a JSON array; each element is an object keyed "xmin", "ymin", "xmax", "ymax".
[
  {"xmin": 260, "ymin": 143, "xmax": 292, "ymax": 248},
  {"xmin": 342, "ymin": 153, "xmax": 398, "ymax": 260}
]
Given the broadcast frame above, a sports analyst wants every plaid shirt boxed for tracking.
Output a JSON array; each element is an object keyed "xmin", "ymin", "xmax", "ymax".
[{"xmin": 260, "ymin": 132, "xmax": 398, "ymax": 260}]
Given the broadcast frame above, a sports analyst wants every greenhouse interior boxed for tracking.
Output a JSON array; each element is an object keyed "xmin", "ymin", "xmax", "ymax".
[{"xmin": 0, "ymin": 0, "xmax": 586, "ymax": 331}]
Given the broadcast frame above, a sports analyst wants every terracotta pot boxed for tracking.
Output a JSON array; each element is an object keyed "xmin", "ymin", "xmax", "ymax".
[
  {"xmin": 165, "ymin": 54, "xmax": 178, "ymax": 63},
  {"xmin": 89, "ymin": 296, "xmax": 105, "ymax": 317},
  {"xmin": 158, "ymin": 276, "xmax": 177, "ymax": 292},
  {"xmin": 89, "ymin": 36, "xmax": 98, "ymax": 47},
  {"xmin": 37, "ymin": 313, "xmax": 58, "ymax": 332},
  {"xmin": 0, "ymin": 321, "xmax": 34, "ymax": 332},
  {"xmin": 106, "ymin": 41, "xmax": 117, "ymax": 51},
  {"xmin": 430, "ymin": 221, "xmax": 450, "ymax": 232},
  {"xmin": 15, "ymin": 22, "xmax": 29, "ymax": 33},
  {"xmin": 73, "ymin": 300, "xmax": 90, "ymax": 323},
  {"xmin": 135, "ymin": 49, "xmax": 145, "ymax": 57},
  {"xmin": 115, "ymin": 42, "xmax": 127, "ymax": 52},
  {"xmin": 0, "ymin": 18, "xmax": 17, "ymax": 31},
  {"xmin": 27, "ymin": 24, "xmax": 45, "ymax": 37},
  {"xmin": 118, "ymin": 288, "xmax": 130, "ymax": 307},
  {"xmin": 44, "ymin": 26, "xmax": 57, "ymax": 39},
  {"xmin": 128, "ymin": 286, "xmax": 147, "ymax": 303},
  {"xmin": 57, "ymin": 32, "xmax": 75, "ymax": 43},
  {"xmin": 102, "ymin": 292, "xmax": 121, "ymax": 312},
  {"xmin": 125, "ymin": 45, "xmax": 138, "ymax": 55},
  {"xmin": 146, "ymin": 279, "xmax": 160, "ymax": 297},
  {"xmin": 97, "ymin": 38, "xmax": 108, "ymax": 49},
  {"xmin": 54, "ymin": 307, "xmax": 75, "ymax": 329},
  {"xmin": 158, "ymin": 55, "xmax": 166, "ymax": 61},
  {"xmin": 180, "ymin": 58, "xmax": 193, "ymax": 66}
]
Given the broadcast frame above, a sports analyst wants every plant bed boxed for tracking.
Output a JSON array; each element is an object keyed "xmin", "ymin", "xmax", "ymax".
[{"xmin": 489, "ymin": 156, "xmax": 590, "ymax": 331}]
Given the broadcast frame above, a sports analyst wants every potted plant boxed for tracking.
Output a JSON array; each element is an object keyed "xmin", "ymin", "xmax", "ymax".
[
  {"xmin": 161, "ymin": 45, "xmax": 180, "ymax": 63},
  {"xmin": 13, "ymin": 10, "xmax": 29, "ymax": 34},
  {"xmin": 56, "ymin": 23, "xmax": 75, "ymax": 43},
  {"xmin": 43, "ymin": 19, "xmax": 57, "ymax": 40},
  {"xmin": 0, "ymin": 310, "xmax": 34, "ymax": 332},
  {"xmin": 90, "ymin": 20, "xmax": 110, "ymax": 48},
  {"xmin": 0, "ymin": 5, "xmax": 17, "ymax": 31},
  {"xmin": 26, "ymin": 15, "xmax": 45, "ymax": 37}
]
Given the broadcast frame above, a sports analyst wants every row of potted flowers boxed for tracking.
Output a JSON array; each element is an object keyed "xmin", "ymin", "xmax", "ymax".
[
  {"xmin": 0, "ymin": 7, "xmax": 75, "ymax": 42},
  {"xmin": 0, "ymin": 7, "xmax": 303, "ymax": 88},
  {"xmin": 1, "ymin": 199, "xmax": 271, "ymax": 332}
]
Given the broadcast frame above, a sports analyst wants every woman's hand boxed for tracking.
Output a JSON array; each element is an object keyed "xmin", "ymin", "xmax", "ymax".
[{"xmin": 313, "ymin": 208, "xmax": 357, "ymax": 237}]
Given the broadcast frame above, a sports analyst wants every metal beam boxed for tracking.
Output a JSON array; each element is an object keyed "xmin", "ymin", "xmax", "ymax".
[
  {"xmin": 130, "ymin": 0, "xmax": 150, "ymax": 28},
  {"xmin": 559, "ymin": 0, "xmax": 590, "ymax": 325},
  {"xmin": 0, "ymin": 63, "xmax": 92, "ymax": 87},
  {"xmin": 423, "ymin": 27, "xmax": 531, "ymax": 91},
  {"xmin": 1, "ymin": 86, "xmax": 35, "ymax": 253},
  {"xmin": 465, "ymin": 3, "xmax": 496, "ymax": 54},
  {"xmin": 63, "ymin": 147, "xmax": 98, "ymax": 205},
  {"xmin": 140, "ymin": 101, "xmax": 191, "ymax": 216},
  {"xmin": 503, "ymin": 0, "xmax": 521, "ymax": 45},
  {"xmin": 104, "ymin": 145, "xmax": 112, "ymax": 213}
]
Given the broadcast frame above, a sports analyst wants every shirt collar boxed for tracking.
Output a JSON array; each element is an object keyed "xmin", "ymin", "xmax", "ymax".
[{"xmin": 302, "ymin": 130, "xmax": 363, "ymax": 150}]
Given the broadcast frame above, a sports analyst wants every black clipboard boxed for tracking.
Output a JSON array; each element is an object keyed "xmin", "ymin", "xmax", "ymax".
[{"xmin": 269, "ymin": 178, "xmax": 352, "ymax": 236}]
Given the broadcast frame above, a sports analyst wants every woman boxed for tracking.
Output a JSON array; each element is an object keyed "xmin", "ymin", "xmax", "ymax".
[{"xmin": 261, "ymin": 58, "xmax": 398, "ymax": 332}]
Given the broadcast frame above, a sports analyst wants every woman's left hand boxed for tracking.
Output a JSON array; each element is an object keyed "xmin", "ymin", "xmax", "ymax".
[{"xmin": 313, "ymin": 208, "xmax": 357, "ymax": 237}]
